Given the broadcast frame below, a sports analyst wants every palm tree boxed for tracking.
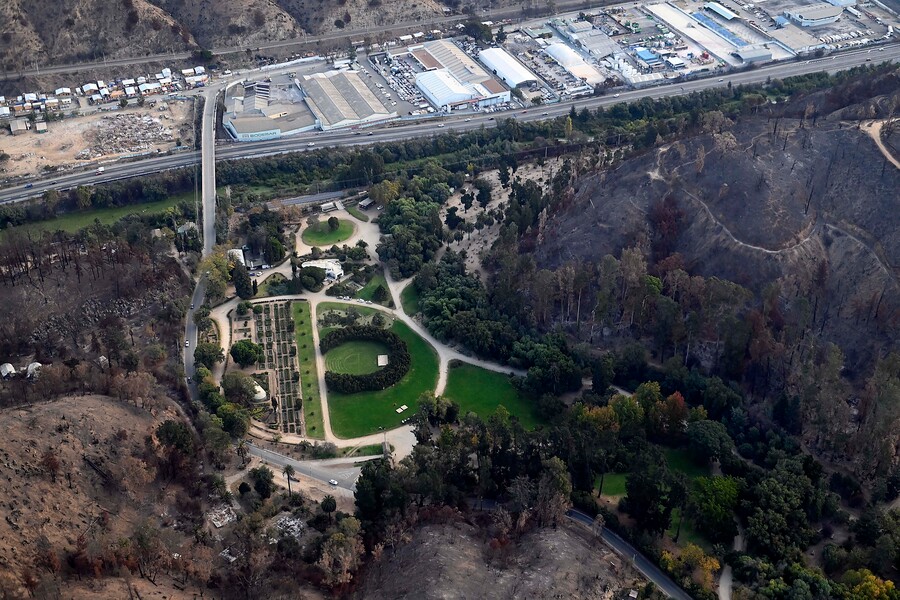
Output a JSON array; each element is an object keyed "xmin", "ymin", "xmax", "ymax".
[
  {"xmin": 236, "ymin": 439, "xmax": 248, "ymax": 466},
  {"xmin": 282, "ymin": 464, "xmax": 295, "ymax": 497}
]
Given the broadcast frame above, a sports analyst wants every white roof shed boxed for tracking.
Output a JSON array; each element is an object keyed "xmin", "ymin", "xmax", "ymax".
[
  {"xmin": 415, "ymin": 69, "xmax": 476, "ymax": 108},
  {"xmin": 478, "ymin": 47, "xmax": 538, "ymax": 88}
]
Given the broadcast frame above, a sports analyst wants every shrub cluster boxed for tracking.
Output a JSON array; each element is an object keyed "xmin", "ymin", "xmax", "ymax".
[{"xmin": 321, "ymin": 325, "xmax": 410, "ymax": 393}]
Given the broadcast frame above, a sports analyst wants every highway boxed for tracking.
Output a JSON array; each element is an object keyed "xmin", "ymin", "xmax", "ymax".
[{"xmin": 2, "ymin": 43, "xmax": 898, "ymax": 206}]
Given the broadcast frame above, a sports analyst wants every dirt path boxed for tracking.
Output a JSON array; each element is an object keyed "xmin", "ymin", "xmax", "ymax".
[{"xmin": 861, "ymin": 120, "xmax": 900, "ymax": 171}]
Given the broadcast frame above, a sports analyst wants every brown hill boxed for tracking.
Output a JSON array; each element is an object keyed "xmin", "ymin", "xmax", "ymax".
[
  {"xmin": 535, "ymin": 109, "xmax": 900, "ymax": 375},
  {"xmin": 0, "ymin": 0, "xmax": 443, "ymax": 71},
  {"xmin": 354, "ymin": 519, "xmax": 643, "ymax": 599}
]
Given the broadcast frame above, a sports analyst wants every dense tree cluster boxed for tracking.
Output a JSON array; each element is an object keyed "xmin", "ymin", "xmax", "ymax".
[{"xmin": 320, "ymin": 326, "xmax": 410, "ymax": 393}]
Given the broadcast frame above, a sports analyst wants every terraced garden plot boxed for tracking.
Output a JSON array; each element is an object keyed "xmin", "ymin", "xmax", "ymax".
[{"xmin": 252, "ymin": 300, "xmax": 303, "ymax": 435}]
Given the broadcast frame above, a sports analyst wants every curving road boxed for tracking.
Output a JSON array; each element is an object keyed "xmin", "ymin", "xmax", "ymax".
[
  {"xmin": 3, "ymin": 44, "xmax": 898, "ymax": 206},
  {"xmin": 567, "ymin": 508, "xmax": 693, "ymax": 600}
]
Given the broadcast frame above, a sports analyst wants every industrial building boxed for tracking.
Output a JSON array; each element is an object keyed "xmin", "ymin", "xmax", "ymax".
[
  {"xmin": 415, "ymin": 69, "xmax": 510, "ymax": 110},
  {"xmin": 477, "ymin": 48, "xmax": 539, "ymax": 88},
  {"xmin": 784, "ymin": 4, "xmax": 844, "ymax": 26},
  {"xmin": 734, "ymin": 46, "xmax": 774, "ymax": 62},
  {"xmin": 224, "ymin": 77, "xmax": 317, "ymax": 141},
  {"xmin": 545, "ymin": 43, "xmax": 605, "ymax": 85},
  {"xmin": 301, "ymin": 70, "xmax": 396, "ymax": 130}
]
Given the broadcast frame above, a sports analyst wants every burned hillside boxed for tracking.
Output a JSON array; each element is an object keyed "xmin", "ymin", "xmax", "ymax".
[{"xmin": 536, "ymin": 110, "xmax": 900, "ymax": 376}]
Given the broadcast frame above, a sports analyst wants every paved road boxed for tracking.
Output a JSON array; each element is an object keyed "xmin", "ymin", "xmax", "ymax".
[
  {"xmin": 246, "ymin": 441, "xmax": 380, "ymax": 493},
  {"xmin": 567, "ymin": 508, "xmax": 693, "ymax": 600},
  {"xmin": 183, "ymin": 277, "xmax": 206, "ymax": 382},
  {"xmin": 3, "ymin": 0, "xmax": 602, "ymax": 79},
  {"xmin": 200, "ymin": 86, "xmax": 220, "ymax": 255},
  {"xmin": 2, "ymin": 44, "xmax": 898, "ymax": 206}
]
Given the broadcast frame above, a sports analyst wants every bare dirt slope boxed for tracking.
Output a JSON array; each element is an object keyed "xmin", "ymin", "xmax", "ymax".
[
  {"xmin": 0, "ymin": 0, "xmax": 443, "ymax": 71},
  {"xmin": 536, "ymin": 112, "xmax": 900, "ymax": 374},
  {"xmin": 0, "ymin": 395, "xmax": 182, "ymax": 589},
  {"xmin": 355, "ymin": 520, "xmax": 641, "ymax": 599}
]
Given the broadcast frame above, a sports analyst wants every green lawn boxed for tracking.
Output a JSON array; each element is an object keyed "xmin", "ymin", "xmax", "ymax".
[
  {"xmin": 400, "ymin": 284, "xmax": 421, "ymax": 316},
  {"xmin": 2, "ymin": 193, "xmax": 191, "ymax": 238},
  {"xmin": 663, "ymin": 448, "xmax": 710, "ymax": 480},
  {"xmin": 668, "ymin": 507, "xmax": 714, "ymax": 551},
  {"xmin": 442, "ymin": 362, "xmax": 541, "ymax": 429},
  {"xmin": 301, "ymin": 219, "xmax": 354, "ymax": 246},
  {"xmin": 356, "ymin": 273, "xmax": 389, "ymax": 304},
  {"xmin": 325, "ymin": 319, "xmax": 439, "ymax": 438},
  {"xmin": 325, "ymin": 340, "xmax": 389, "ymax": 375},
  {"xmin": 292, "ymin": 301, "xmax": 324, "ymax": 439},
  {"xmin": 346, "ymin": 205, "xmax": 370, "ymax": 222},
  {"xmin": 341, "ymin": 443, "xmax": 385, "ymax": 457},
  {"xmin": 595, "ymin": 472, "xmax": 628, "ymax": 498}
]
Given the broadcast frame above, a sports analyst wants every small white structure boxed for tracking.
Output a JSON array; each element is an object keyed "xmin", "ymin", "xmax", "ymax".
[
  {"xmin": 252, "ymin": 382, "xmax": 268, "ymax": 403},
  {"xmin": 377, "ymin": 355, "xmax": 389, "ymax": 367},
  {"xmin": 228, "ymin": 248, "xmax": 247, "ymax": 267},
  {"xmin": 26, "ymin": 362, "xmax": 42, "ymax": 379},
  {"xmin": 0, "ymin": 363, "xmax": 15, "ymax": 379},
  {"xmin": 301, "ymin": 259, "xmax": 344, "ymax": 280}
]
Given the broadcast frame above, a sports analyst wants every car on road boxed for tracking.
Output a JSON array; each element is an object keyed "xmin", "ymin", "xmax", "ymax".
[
  {"xmin": 307, "ymin": 142, "xmax": 314, "ymax": 147},
  {"xmin": 328, "ymin": 479, "xmax": 338, "ymax": 486},
  {"xmin": 190, "ymin": 303, "xmax": 194, "ymax": 309},
  {"xmin": 465, "ymin": 118, "xmax": 471, "ymax": 122},
  {"xmin": 488, "ymin": 117, "xmax": 494, "ymax": 120},
  {"xmin": 521, "ymin": 110, "xmax": 528, "ymax": 114},
  {"xmin": 438, "ymin": 123, "xmax": 445, "ymax": 128},
  {"xmin": 718, "ymin": 78, "xmax": 724, "ymax": 82},
  {"xmin": 542, "ymin": 111, "xmax": 548, "ymax": 115},
  {"xmin": 185, "ymin": 340, "xmax": 190, "ymax": 347},
  {"xmin": 367, "ymin": 132, "xmax": 374, "ymax": 136},
  {"xmin": 24, "ymin": 183, "xmax": 33, "ymax": 189}
]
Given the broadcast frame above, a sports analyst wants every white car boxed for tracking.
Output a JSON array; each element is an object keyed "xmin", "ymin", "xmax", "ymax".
[
  {"xmin": 328, "ymin": 479, "xmax": 338, "ymax": 486},
  {"xmin": 185, "ymin": 340, "xmax": 190, "ymax": 347},
  {"xmin": 438, "ymin": 123, "xmax": 445, "ymax": 128}
]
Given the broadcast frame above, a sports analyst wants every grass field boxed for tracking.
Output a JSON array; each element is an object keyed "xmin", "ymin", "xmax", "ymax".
[
  {"xmin": 442, "ymin": 363, "xmax": 541, "ymax": 429},
  {"xmin": 595, "ymin": 472, "xmax": 628, "ymax": 497},
  {"xmin": 325, "ymin": 340, "xmax": 389, "ymax": 375},
  {"xmin": 2, "ymin": 193, "xmax": 191, "ymax": 238},
  {"xmin": 400, "ymin": 284, "xmax": 421, "ymax": 316},
  {"xmin": 667, "ymin": 508, "xmax": 713, "ymax": 550},
  {"xmin": 325, "ymin": 319, "xmax": 438, "ymax": 438},
  {"xmin": 346, "ymin": 206, "xmax": 370, "ymax": 222},
  {"xmin": 292, "ymin": 301, "xmax": 324, "ymax": 439},
  {"xmin": 301, "ymin": 219, "xmax": 354, "ymax": 246},
  {"xmin": 356, "ymin": 273, "xmax": 389, "ymax": 304}
]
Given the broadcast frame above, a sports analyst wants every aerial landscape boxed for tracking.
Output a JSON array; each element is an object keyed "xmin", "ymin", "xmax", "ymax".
[{"xmin": 1, "ymin": 0, "xmax": 899, "ymax": 598}]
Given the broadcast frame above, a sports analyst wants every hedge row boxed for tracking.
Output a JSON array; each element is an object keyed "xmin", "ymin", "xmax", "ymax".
[{"xmin": 321, "ymin": 325, "xmax": 411, "ymax": 394}]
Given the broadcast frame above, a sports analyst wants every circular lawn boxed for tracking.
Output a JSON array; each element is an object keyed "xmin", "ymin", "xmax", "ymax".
[{"xmin": 325, "ymin": 340, "xmax": 389, "ymax": 375}]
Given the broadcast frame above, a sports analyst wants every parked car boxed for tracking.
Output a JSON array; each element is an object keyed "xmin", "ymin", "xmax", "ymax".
[{"xmin": 328, "ymin": 479, "xmax": 338, "ymax": 486}]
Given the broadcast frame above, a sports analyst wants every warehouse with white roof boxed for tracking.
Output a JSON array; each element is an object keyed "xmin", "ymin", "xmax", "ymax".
[
  {"xmin": 477, "ymin": 48, "xmax": 539, "ymax": 88},
  {"xmin": 545, "ymin": 43, "xmax": 605, "ymax": 85},
  {"xmin": 415, "ymin": 69, "xmax": 510, "ymax": 111}
]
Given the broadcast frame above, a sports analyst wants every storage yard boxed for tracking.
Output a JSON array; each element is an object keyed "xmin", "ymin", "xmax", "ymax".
[{"xmin": 0, "ymin": 101, "xmax": 193, "ymax": 177}]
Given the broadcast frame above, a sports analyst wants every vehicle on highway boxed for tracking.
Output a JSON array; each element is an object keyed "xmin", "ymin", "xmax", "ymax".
[
  {"xmin": 438, "ymin": 123, "xmax": 445, "ymax": 128},
  {"xmin": 367, "ymin": 132, "xmax": 374, "ymax": 136},
  {"xmin": 95, "ymin": 167, "xmax": 105, "ymax": 175},
  {"xmin": 488, "ymin": 117, "xmax": 494, "ymax": 120},
  {"xmin": 328, "ymin": 479, "xmax": 338, "ymax": 486},
  {"xmin": 307, "ymin": 142, "xmax": 314, "ymax": 147},
  {"xmin": 24, "ymin": 183, "xmax": 33, "ymax": 189},
  {"xmin": 542, "ymin": 112, "xmax": 548, "ymax": 115},
  {"xmin": 614, "ymin": 93, "xmax": 620, "ymax": 98},
  {"xmin": 521, "ymin": 110, "xmax": 528, "ymax": 114},
  {"xmin": 465, "ymin": 118, "xmax": 471, "ymax": 122},
  {"xmin": 718, "ymin": 78, "xmax": 724, "ymax": 82},
  {"xmin": 185, "ymin": 340, "xmax": 190, "ymax": 347}
]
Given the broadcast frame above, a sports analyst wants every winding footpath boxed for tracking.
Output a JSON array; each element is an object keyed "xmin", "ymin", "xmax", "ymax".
[{"xmin": 207, "ymin": 208, "xmax": 523, "ymax": 454}]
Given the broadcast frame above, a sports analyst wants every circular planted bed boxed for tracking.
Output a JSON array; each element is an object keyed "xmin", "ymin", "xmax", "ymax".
[{"xmin": 320, "ymin": 325, "xmax": 410, "ymax": 393}]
